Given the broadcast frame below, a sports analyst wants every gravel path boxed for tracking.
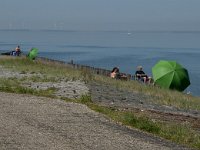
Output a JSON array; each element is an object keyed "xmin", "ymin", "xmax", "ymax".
[{"xmin": 0, "ymin": 92, "xmax": 191, "ymax": 150}]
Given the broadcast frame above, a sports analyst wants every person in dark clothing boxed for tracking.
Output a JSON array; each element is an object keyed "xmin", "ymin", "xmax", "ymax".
[{"xmin": 135, "ymin": 66, "xmax": 151, "ymax": 84}]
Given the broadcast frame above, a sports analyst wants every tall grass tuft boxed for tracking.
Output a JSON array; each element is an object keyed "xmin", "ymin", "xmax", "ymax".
[
  {"xmin": 80, "ymin": 95, "xmax": 92, "ymax": 104},
  {"xmin": 81, "ymin": 68, "xmax": 94, "ymax": 83},
  {"xmin": 122, "ymin": 112, "xmax": 161, "ymax": 134}
]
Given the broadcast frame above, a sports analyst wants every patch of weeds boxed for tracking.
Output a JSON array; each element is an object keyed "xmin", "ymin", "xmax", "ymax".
[
  {"xmin": 45, "ymin": 76, "xmax": 58, "ymax": 82},
  {"xmin": 160, "ymin": 123, "xmax": 200, "ymax": 149},
  {"xmin": 30, "ymin": 71, "xmax": 36, "ymax": 74},
  {"xmin": 6, "ymin": 77, "xmax": 18, "ymax": 81},
  {"xmin": 0, "ymin": 78, "xmax": 57, "ymax": 98},
  {"xmin": 79, "ymin": 95, "xmax": 92, "ymax": 104},
  {"xmin": 20, "ymin": 70, "xmax": 27, "ymax": 74},
  {"xmin": 195, "ymin": 143, "xmax": 200, "ymax": 149},
  {"xmin": 122, "ymin": 113, "xmax": 161, "ymax": 134},
  {"xmin": 0, "ymin": 78, "xmax": 20, "ymax": 89},
  {"xmin": 46, "ymin": 87, "xmax": 57, "ymax": 93},
  {"xmin": 27, "ymin": 76, "xmax": 42, "ymax": 82},
  {"xmin": 64, "ymin": 78, "xmax": 69, "ymax": 82},
  {"xmin": 71, "ymin": 77, "xmax": 76, "ymax": 81},
  {"xmin": 81, "ymin": 69, "xmax": 94, "ymax": 83},
  {"xmin": 91, "ymin": 105, "xmax": 116, "ymax": 117},
  {"xmin": 61, "ymin": 97, "xmax": 75, "ymax": 103},
  {"xmin": 18, "ymin": 77, "xmax": 28, "ymax": 82},
  {"xmin": 0, "ymin": 83, "xmax": 39, "ymax": 95},
  {"xmin": 38, "ymin": 87, "xmax": 57, "ymax": 98}
]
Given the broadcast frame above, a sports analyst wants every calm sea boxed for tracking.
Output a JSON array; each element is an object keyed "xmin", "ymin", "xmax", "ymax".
[{"xmin": 0, "ymin": 30, "xmax": 200, "ymax": 96}]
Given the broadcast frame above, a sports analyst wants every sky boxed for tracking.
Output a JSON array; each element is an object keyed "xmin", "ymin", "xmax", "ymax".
[{"xmin": 0, "ymin": 0, "xmax": 200, "ymax": 31}]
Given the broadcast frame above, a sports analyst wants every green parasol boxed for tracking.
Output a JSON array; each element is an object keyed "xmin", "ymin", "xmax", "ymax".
[
  {"xmin": 28, "ymin": 48, "xmax": 38, "ymax": 60},
  {"xmin": 152, "ymin": 60, "xmax": 190, "ymax": 91}
]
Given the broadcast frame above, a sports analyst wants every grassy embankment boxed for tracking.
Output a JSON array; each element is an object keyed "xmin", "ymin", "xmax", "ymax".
[{"xmin": 0, "ymin": 56, "xmax": 200, "ymax": 149}]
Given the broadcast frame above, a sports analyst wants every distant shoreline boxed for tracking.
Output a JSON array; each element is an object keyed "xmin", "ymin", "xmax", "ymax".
[{"xmin": 1, "ymin": 28, "xmax": 200, "ymax": 33}]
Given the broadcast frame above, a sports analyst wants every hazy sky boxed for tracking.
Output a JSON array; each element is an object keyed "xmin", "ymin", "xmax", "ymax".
[{"xmin": 0, "ymin": 0, "xmax": 200, "ymax": 31}]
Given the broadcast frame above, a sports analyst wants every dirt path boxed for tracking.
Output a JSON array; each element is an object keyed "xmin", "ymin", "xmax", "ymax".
[{"xmin": 0, "ymin": 92, "xmax": 191, "ymax": 150}]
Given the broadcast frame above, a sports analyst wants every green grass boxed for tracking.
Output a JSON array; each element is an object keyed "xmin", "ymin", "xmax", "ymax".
[
  {"xmin": 1, "ymin": 57, "xmax": 200, "ymax": 149},
  {"xmin": 0, "ymin": 78, "xmax": 57, "ymax": 97},
  {"xmin": 0, "ymin": 57, "xmax": 83, "ymax": 81},
  {"xmin": 122, "ymin": 112, "xmax": 160, "ymax": 133},
  {"xmin": 160, "ymin": 123, "xmax": 200, "ymax": 148}
]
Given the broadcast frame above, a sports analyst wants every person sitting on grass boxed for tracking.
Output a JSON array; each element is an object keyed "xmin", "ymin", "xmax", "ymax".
[
  {"xmin": 110, "ymin": 67, "xmax": 120, "ymax": 79},
  {"xmin": 110, "ymin": 67, "xmax": 128, "ymax": 80},
  {"xmin": 135, "ymin": 66, "xmax": 151, "ymax": 84}
]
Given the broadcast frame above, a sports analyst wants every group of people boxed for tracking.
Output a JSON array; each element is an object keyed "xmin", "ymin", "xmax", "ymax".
[
  {"xmin": 1, "ymin": 45, "xmax": 22, "ymax": 56},
  {"xmin": 110, "ymin": 65, "xmax": 152, "ymax": 84},
  {"xmin": 11, "ymin": 45, "xmax": 21, "ymax": 56},
  {"xmin": 1, "ymin": 45, "xmax": 37, "ymax": 59}
]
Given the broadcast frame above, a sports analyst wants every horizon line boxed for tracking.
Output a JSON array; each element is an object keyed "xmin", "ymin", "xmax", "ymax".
[{"xmin": 1, "ymin": 28, "xmax": 200, "ymax": 33}]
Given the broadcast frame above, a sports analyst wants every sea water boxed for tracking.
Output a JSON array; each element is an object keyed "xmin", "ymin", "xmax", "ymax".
[{"xmin": 0, "ymin": 30, "xmax": 200, "ymax": 96}]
